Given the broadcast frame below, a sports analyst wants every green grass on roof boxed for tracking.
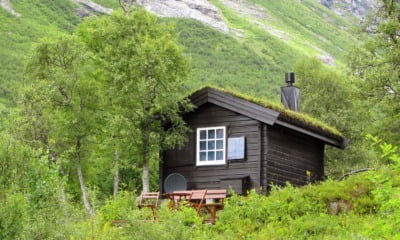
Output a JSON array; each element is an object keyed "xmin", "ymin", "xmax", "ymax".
[{"xmin": 194, "ymin": 85, "xmax": 343, "ymax": 137}]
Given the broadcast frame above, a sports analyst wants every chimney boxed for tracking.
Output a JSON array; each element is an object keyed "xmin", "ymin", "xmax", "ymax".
[{"xmin": 281, "ymin": 72, "xmax": 300, "ymax": 112}]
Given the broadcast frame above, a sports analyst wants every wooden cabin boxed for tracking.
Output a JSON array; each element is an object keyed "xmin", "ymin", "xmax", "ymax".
[{"xmin": 160, "ymin": 87, "xmax": 347, "ymax": 194}]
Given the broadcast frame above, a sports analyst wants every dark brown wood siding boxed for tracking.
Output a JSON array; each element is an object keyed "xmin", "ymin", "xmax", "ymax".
[
  {"xmin": 162, "ymin": 103, "xmax": 261, "ymax": 194},
  {"xmin": 265, "ymin": 125, "xmax": 324, "ymax": 188},
  {"xmin": 260, "ymin": 123, "xmax": 268, "ymax": 193}
]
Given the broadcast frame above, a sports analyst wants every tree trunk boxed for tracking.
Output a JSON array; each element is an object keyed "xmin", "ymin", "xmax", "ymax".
[
  {"xmin": 141, "ymin": 129, "xmax": 150, "ymax": 193},
  {"xmin": 49, "ymin": 150, "xmax": 56, "ymax": 164},
  {"xmin": 76, "ymin": 137, "xmax": 93, "ymax": 216},
  {"xmin": 113, "ymin": 146, "xmax": 119, "ymax": 198},
  {"xmin": 142, "ymin": 158, "xmax": 150, "ymax": 192}
]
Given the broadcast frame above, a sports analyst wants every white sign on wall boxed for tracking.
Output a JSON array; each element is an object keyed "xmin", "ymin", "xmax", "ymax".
[{"xmin": 227, "ymin": 136, "xmax": 245, "ymax": 160}]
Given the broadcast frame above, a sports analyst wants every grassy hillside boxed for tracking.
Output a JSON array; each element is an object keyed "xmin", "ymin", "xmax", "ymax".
[
  {"xmin": 0, "ymin": 0, "xmax": 357, "ymax": 103},
  {"xmin": 0, "ymin": 0, "xmax": 79, "ymax": 104},
  {"xmin": 178, "ymin": 0, "xmax": 357, "ymax": 99},
  {"xmin": 175, "ymin": 20, "xmax": 285, "ymax": 99}
]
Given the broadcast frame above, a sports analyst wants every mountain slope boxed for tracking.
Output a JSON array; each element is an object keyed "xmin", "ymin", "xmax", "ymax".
[
  {"xmin": 0, "ymin": 0, "xmax": 80, "ymax": 105},
  {"xmin": 0, "ymin": 0, "xmax": 364, "ymax": 104}
]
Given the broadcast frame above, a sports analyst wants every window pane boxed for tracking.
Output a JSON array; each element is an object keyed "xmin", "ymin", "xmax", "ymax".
[
  {"xmin": 208, "ymin": 151, "xmax": 215, "ymax": 161},
  {"xmin": 200, "ymin": 152, "xmax": 207, "ymax": 161},
  {"xmin": 216, "ymin": 129, "xmax": 224, "ymax": 138},
  {"xmin": 200, "ymin": 141, "xmax": 206, "ymax": 150},
  {"xmin": 208, "ymin": 140, "xmax": 215, "ymax": 150},
  {"xmin": 216, "ymin": 140, "xmax": 223, "ymax": 149},
  {"xmin": 216, "ymin": 151, "xmax": 223, "ymax": 160},
  {"xmin": 208, "ymin": 129, "xmax": 215, "ymax": 139},
  {"xmin": 200, "ymin": 130, "xmax": 207, "ymax": 140}
]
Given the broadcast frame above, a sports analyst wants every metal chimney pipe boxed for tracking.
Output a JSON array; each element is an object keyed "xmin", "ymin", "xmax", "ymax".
[
  {"xmin": 281, "ymin": 72, "xmax": 300, "ymax": 112},
  {"xmin": 285, "ymin": 72, "xmax": 295, "ymax": 86}
]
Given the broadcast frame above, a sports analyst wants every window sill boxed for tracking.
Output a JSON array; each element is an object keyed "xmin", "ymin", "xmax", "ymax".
[{"xmin": 196, "ymin": 161, "xmax": 226, "ymax": 167}]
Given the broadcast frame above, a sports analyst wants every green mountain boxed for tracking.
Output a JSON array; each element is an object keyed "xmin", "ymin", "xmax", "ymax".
[{"xmin": 0, "ymin": 0, "xmax": 360, "ymax": 104}]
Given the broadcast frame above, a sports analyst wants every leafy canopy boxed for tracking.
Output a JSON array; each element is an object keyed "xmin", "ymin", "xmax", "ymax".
[
  {"xmin": 77, "ymin": 9, "xmax": 192, "ymax": 150},
  {"xmin": 76, "ymin": 9, "xmax": 192, "ymax": 191},
  {"xmin": 348, "ymin": 0, "xmax": 400, "ymax": 142}
]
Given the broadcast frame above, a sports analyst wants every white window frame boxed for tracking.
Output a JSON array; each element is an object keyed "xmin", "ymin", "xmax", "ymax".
[{"xmin": 196, "ymin": 126, "xmax": 226, "ymax": 166}]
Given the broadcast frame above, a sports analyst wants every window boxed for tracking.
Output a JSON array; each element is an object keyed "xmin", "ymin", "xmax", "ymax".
[{"xmin": 196, "ymin": 126, "xmax": 226, "ymax": 166}]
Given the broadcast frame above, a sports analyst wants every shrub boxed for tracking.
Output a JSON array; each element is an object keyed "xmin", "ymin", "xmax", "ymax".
[
  {"xmin": 97, "ymin": 191, "xmax": 137, "ymax": 224},
  {"xmin": 0, "ymin": 193, "xmax": 29, "ymax": 240}
]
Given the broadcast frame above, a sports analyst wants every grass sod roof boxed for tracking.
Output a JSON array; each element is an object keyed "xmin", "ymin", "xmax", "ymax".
[{"xmin": 191, "ymin": 85, "xmax": 343, "ymax": 138}]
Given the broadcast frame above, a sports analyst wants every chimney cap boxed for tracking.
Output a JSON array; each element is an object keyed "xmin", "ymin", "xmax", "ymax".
[{"xmin": 285, "ymin": 72, "xmax": 295, "ymax": 86}]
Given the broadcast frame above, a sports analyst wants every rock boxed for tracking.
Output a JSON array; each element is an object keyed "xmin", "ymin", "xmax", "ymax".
[
  {"xmin": 0, "ymin": 0, "xmax": 21, "ymax": 17},
  {"xmin": 319, "ymin": 54, "xmax": 335, "ymax": 66},
  {"xmin": 318, "ymin": 0, "xmax": 333, "ymax": 8},
  {"xmin": 309, "ymin": 44, "xmax": 336, "ymax": 66},
  {"xmin": 318, "ymin": 0, "xmax": 377, "ymax": 18},
  {"xmin": 72, "ymin": 0, "xmax": 113, "ymax": 15},
  {"xmin": 218, "ymin": 0, "xmax": 291, "ymax": 41},
  {"xmin": 329, "ymin": 199, "xmax": 351, "ymax": 215},
  {"xmin": 70, "ymin": 0, "xmax": 230, "ymax": 33},
  {"xmin": 75, "ymin": 6, "xmax": 93, "ymax": 18},
  {"xmin": 231, "ymin": 28, "xmax": 245, "ymax": 38},
  {"xmin": 136, "ymin": 0, "xmax": 229, "ymax": 33}
]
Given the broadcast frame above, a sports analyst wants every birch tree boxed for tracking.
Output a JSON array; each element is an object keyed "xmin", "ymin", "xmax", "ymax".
[
  {"xmin": 77, "ymin": 9, "xmax": 192, "ymax": 192},
  {"xmin": 24, "ymin": 36, "xmax": 100, "ymax": 215}
]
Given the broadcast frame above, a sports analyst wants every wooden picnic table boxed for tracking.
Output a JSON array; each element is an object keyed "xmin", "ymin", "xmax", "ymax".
[
  {"xmin": 164, "ymin": 189, "xmax": 227, "ymax": 224},
  {"xmin": 193, "ymin": 189, "xmax": 227, "ymax": 224},
  {"xmin": 163, "ymin": 191, "xmax": 192, "ymax": 209}
]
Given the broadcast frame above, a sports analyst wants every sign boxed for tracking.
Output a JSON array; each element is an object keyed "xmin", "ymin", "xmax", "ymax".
[{"xmin": 227, "ymin": 137, "xmax": 245, "ymax": 160}]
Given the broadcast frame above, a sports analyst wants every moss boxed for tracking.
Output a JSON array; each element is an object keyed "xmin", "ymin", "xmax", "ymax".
[{"xmin": 192, "ymin": 85, "xmax": 343, "ymax": 137}]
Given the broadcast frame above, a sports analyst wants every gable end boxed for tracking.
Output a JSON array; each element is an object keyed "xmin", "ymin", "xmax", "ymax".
[{"xmin": 190, "ymin": 87, "xmax": 279, "ymax": 125}]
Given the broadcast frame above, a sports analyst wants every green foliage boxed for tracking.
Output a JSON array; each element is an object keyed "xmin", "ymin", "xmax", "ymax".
[
  {"xmin": 0, "ymin": 0, "xmax": 359, "ymax": 110},
  {"xmin": 77, "ymin": 9, "xmax": 192, "ymax": 191},
  {"xmin": 294, "ymin": 57, "xmax": 376, "ymax": 174},
  {"xmin": 0, "ymin": 0, "xmax": 79, "ymax": 107},
  {"xmin": 23, "ymin": 34, "xmax": 104, "ymax": 214},
  {"xmin": 0, "ymin": 132, "xmax": 35, "ymax": 193},
  {"xmin": 249, "ymin": 0, "xmax": 355, "ymax": 62},
  {"xmin": 295, "ymin": 58, "xmax": 352, "ymax": 129},
  {"xmin": 366, "ymin": 134, "xmax": 400, "ymax": 166},
  {"xmin": 0, "ymin": 141, "xmax": 398, "ymax": 239},
  {"xmin": 2, "ymin": 1, "xmax": 400, "ymax": 239},
  {"xmin": 22, "ymin": 158, "xmax": 83, "ymax": 239},
  {"xmin": 69, "ymin": 161, "xmax": 394, "ymax": 240},
  {"xmin": 97, "ymin": 191, "xmax": 137, "ymax": 223},
  {"xmin": 0, "ymin": 193, "xmax": 28, "ymax": 240},
  {"xmin": 174, "ymin": 18, "xmax": 289, "ymax": 99},
  {"xmin": 364, "ymin": 138, "xmax": 400, "ymax": 239},
  {"xmin": 214, "ymin": 175, "xmax": 377, "ymax": 239},
  {"xmin": 0, "ymin": 136, "xmax": 84, "ymax": 239},
  {"xmin": 348, "ymin": 0, "xmax": 400, "ymax": 144}
]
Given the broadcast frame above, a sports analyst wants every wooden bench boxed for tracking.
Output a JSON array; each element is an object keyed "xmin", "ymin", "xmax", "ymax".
[
  {"xmin": 203, "ymin": 189, "xmax": 227, "ymax": 224},
  {"xmin": 110, "ymin": 219, "xmax": 130, "ymax": 226},
  {"xmin": 188, "ymin": 189, "xmax": 208, "ymax": 214},
  {"xmin": 188, "ymin": 189, "xmax": 227, "ymax": 224},
  {"xmin": 137, "ymin": 192, "xmax": 160, "ymax": 221}
]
